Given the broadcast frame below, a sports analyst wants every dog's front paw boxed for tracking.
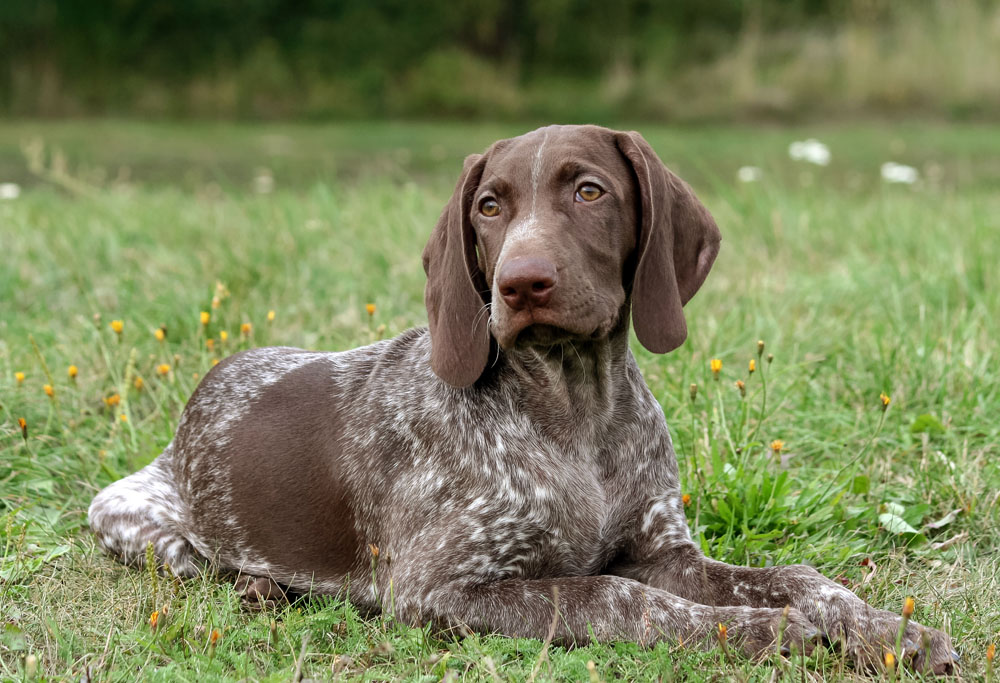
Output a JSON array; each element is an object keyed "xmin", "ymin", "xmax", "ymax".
[
  {"xmin": 846, "ymin": 610, "xmax": 958, "ymax": 676},
  {"xmin": 727, "ymin": 607, "xmax": 821, "ymax": 658}
]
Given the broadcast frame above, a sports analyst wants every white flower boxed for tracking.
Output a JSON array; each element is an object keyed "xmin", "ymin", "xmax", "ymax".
[
  {"xmin": 0, "ymin": 182, "xmax": 21, "ymax": 200},
  {"xmin": 253, "ymin": 169, "xmax": 274, "ymax": 194},
  {"xmin": 788, "ymin": 139, "xmax": 831, "ymax": 166},
  {"xmin": 737, "ymin": 166, "xmax": 763, "ymax": 183},
  {"xmin": 880, "ymin": 162, "xmax": 919, "ymax": 184}
]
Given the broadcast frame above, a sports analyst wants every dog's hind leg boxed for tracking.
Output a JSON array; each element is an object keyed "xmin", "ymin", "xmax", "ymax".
[{"xmin": 88, "ymin": 444, "xmax": 202, "ymax": 577}]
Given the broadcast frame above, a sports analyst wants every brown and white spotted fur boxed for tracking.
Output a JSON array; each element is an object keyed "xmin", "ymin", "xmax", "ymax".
[{"xmin": 89, "ymin": 125, "xmax": 958, "ymax": 674}]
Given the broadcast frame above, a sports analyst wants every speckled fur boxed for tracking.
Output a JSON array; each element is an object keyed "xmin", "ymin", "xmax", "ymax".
[{"xmin": 89, "ymin": 125, "xmax": 956, "ymax": 673}]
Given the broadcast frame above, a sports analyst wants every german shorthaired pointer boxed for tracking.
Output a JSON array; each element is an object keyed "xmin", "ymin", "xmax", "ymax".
[{"xmin": 89, "ymin": 125, "xmax": 957, "ymax": 673}]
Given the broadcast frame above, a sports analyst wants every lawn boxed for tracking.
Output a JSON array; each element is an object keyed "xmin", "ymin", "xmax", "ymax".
[{"xmin": 1, "ymin": 121, "xmax": 998, "ymax": 681}]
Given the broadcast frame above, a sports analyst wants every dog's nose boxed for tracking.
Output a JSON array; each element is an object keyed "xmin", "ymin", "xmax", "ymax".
[{"xmin": 497, "ymin": 257, "xmax": 557, "ymax": 311}]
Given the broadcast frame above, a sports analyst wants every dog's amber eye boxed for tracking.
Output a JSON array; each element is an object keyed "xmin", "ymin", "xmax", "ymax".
[
  {"xmin": 576, "ymin": 184, "xmax": 603, "ymax": 202},
  {"xmin": 480, "ymin": 198, "xmax": 500, "ymax": 217}
]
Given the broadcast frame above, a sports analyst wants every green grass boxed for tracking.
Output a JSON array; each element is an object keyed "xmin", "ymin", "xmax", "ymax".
[{"xmin": 1, "ymin": 121, "xmax": 999, "ymax": 681}]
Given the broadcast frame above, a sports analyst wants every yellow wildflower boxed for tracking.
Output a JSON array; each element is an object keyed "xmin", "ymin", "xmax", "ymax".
[
  {"xmin": 154, "ymin": 326, "xmax": 166, "ymax": 342},
  {"xmin": 150, "ymin": 610, "xmax": 159, "ymax": 629},
  {"xmin": 748, "ymin": 359, "xmax": 756, "ymax": 374},
  {"xmin": 18, "ymin": 417, "xmax": 28, "ymax": 439},
  {"xmin": 267, "ymin": 309, "xmax": 276, "ymax": 322},
  {"xmin": 717, "ymin": 623, "xmax": 727, "ymax": 643},
  {"xmin": 710, "ymin": 358, "xmax": 722, "ymax": 376},
  {"xmin": 211, "ymin": 358, "xmax": 220, "ymax": 367},
  {"xmin": 110, "ymin": 320, "xmax": 124, "ymax": 335},
  {"xmin": 157, "ymin": 364, "xmax": 171, "ymax": 376},
  {"xmin": 681, "ymin": 493, "xmax": 691, "ymax": 506},
  {"xmin": 902, "ymin": 596, "xmax": 914, "ymax": 619},
  {"xmin": 884, "ymin": 651, "xmax": 895, "ymax": 670},
  {"xmin": 119, "ymin": 413, "xmax": 128, "ymax": 422},
  {"xmin": 241, "ymin": 322, "xmax": 252, "ymax": 336},
  {"xmin": 134, "ymin": 376, "xmax": 144, "ymax": 391},
  {"xmin": 68, "ymin": 365, "xmax": 78, "ymax": 380},
  {"xmin": 200, "ymin": 311, "xmax": 210, "ymax": 325},
  {"xmin": 771, "ymin": 439, "xmax": 784, "ymax": 454},
  {"xmin": 880, "ymin": 392, "xmax": 891, "ymax": 411},
  {"xmin": 15, "ymin": 371, "xmax": 25, "ymax": 385},
  {"xmin": 219, "ymin": 331, "xmax": 228, "ymax": 342},
  {"xmin": 987, "ymin": 642, "xmax": 995, "ymax": 663},
  {"xmin": 366, "ymin": 303, "xmax": 376, "ymax": 316},
  {"xmin": 105, "ymin": 393, "xmax": 121, "ymax": 407},
  {"xmin": 210, "ymin": 628, "xmax": 221, "ymax": 645},
  {"xmin": 206, "ymin": 338, "xmax": 215, "ymax": 351},
  {"xmin": 44, "ymin": 384, "xmax": 54, "ymax": 398}
]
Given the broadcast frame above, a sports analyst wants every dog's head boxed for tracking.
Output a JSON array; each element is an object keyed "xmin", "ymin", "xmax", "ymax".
[{"xmin": 423, "ymin": 125, "xmax": 721, "ymax": 387}]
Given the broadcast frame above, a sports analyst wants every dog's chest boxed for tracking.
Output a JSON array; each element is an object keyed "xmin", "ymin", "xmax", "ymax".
[{"xmin": 435, "ymin": 439, "xmax": 628, "ymax": 580}]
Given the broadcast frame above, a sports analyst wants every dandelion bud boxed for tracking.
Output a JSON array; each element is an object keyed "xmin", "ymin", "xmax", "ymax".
[
  {"xmin": 157, "ymin": 364, "xmax": 171, "ymax": 376},
  {"xmin": 68, "ymin": 365, "xmax": 78, "ymax": 380},
  {"xmin": 689, "ymin": 383, "xmax": 698, "ymax": 402},
  {"xmin": 748, "ymin": 359, "xmax": 756, "ymax": 374},
  {"xmin": 15, "ymin": 371, "xmax": 25, "ymax": 385},
  {"xmin": 902, "ymin": 596, "xmax": 914, "ymax": 619},
  {"xmin": 267, "ymin": 309, "xmax": 276, "ymax": 322},
  {"xmin": 884, "ymin": 651, "xmax": 896, "ymax": 671},
  {"xmin": 717, "ymin": 623, "xmax": 728, "ymax": 644},
  {"xmin": 767, "ymin": 353, "xmax": 774, "ymax": 364},
  {"xmin": 366, "ymin": 303, "xmax": 376, "ymax": 316},
  {"xmin": 200, "ymin": 311, "xmax": 210, "ymax": 326},
  {"xmin": 757, "ymin": 340, "xmax": 765, "ymax": 357},
  {"xmin": 18, "ymin": 417, "xmax": 27, "ymax": 440},
  {"xmin": 735, "ymin": 380, "xmax": 746, "ymax": 397},
  {"xmin": 150, "ymin": 610, "xmax": 160, "ymax": 630},
  {"xmin": 43, "ymin": 384, "xmax": 54, "ymax": 398},
  {"xmin": 219, "ymin": 331, "xmax": 228, "ymax": 342},
  {"xmin": 880, "ymin": 392, "xmax": 891, "ymax": 412},
  {"xmin": 210, "ymin": 628, "xmax": 221, "ymax": 645},
  {"xmin": 988, "ymin": 642, "xmax": 995, "ymax": 664},
  {"xmin": 110, "ymin": 319, "xmax": 124, "ymax": 335},
  {"xmin": 710, "ymin": 358, "xmax": 722, "ymax": 379},
  {"xmin": 369, "ymin": 543, "xmax": 380, "ymax": 558},
  {"xmin": 241, "ymin": 322, "xmax": 252, "ymax": 336}
]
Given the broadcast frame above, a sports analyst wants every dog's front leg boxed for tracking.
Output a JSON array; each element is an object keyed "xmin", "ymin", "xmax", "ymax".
[
  {"xmin": 396, "ymin": 575, "xmax": 818, "ymax": 657},
  {"xmin": 616, "ymin": 492, "xmax": 959, "ymax": 674}
]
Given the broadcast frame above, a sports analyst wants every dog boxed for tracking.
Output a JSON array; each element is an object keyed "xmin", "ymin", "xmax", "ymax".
[{"xmin": 89, "ymin": 125, "xmax": 957, "ymax": 673}]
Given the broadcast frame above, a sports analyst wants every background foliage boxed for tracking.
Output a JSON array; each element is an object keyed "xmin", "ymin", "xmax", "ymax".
[{"xmin": 3, "ymin": 0, "xmax": 1000, "ymax": 120}]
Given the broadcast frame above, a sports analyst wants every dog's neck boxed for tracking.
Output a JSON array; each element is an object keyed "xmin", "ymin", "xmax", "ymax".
[{"xmin": 497, "ymin": 305, "xmax": 634, "ymax": 447}]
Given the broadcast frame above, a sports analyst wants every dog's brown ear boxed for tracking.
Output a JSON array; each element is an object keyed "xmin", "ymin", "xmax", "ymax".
[
  {"xmin": 615, "ymin": 131, "xmax": 722, "ymax": 354},
  {"xmin": 422, "ymin": 153, "xmax": 491, "ymax": 387}
]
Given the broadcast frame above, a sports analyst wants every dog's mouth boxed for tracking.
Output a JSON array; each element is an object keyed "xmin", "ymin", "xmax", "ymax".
[{"xmin": 513, "ymin": 324, "xmax": 589, "ymax": 348}]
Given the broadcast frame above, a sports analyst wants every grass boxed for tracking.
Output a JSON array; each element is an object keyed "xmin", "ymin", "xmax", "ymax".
[{"xmin": 1, "ymin": 120, "xmax": 999, "ymax": 680}]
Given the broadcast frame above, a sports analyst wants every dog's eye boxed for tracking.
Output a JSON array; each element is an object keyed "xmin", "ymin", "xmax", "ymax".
[
  {"xmin": 575, "ymin": 184, "xmax": 603, "ymax": 202},
  {"xmin": 480, "ymin": 198, "xmax": 501, "ymax": 217}
]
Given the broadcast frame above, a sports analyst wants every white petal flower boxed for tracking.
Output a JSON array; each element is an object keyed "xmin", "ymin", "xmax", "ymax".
[
  {"xmin": 253, "ymin": 169, "xmax": 274, "ymax": 194},
  {"xmin": 880, "ymin": 162, "xmax": 919, "ymax": 184},
  {"xmin": 788, "ymin": 139, "xmax": 831, "ymax": 166},
  {"xmin": 737, "ymin": 166, "xmax": 763, "ymax": 183},
  {"xmin": 0, "ymin": 182, "xmax": 21, "ymax": 200}
]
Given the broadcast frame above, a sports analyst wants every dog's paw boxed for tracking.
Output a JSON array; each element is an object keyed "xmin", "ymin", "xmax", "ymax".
[
  {"xmin": 235, "ymin": 575, "xmax": 288, "ymax": 611},
  {"xmin": 846, "ymin": 610, "xmax": 958, "ymax": 676}
]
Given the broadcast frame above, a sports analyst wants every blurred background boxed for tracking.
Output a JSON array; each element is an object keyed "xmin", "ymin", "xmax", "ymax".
[{"xmin": 3, "ymin": 0, "xmax": 998, "ymax": 122}]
